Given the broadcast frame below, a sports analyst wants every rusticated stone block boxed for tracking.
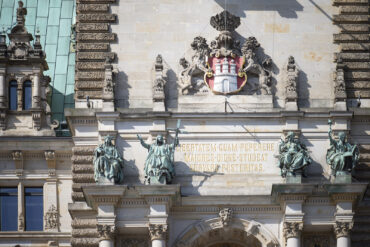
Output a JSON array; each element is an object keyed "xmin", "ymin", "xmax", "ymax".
[
  {"xmin": 334, "ymin": 33, "xmax": 369, "ymax": 42},
  {"xmin": 72, "ymin": 229, "xmax": 99, "ymax": 238},
  {"xmin": 333, "ymin": 14, "xmax": 368, "ymax": 23},
  {"xmin": 340, "ymin": 43, "xmax": 370, "ymax": 51},
  {"xmin": 77, "ymin": 43, "xmax": 109, "ymax": 51},
  {"xmin": 345, "ymin": 71, "xmax": 370, "ymax": 79},
  {"xmin": 77, "ymin": 62, "xmax": 105, "ymax": 70},
  {"xmin": 339, "ymin": 24, "xmax": 370, "ymax": 32},
  {"xmin": 75, "ymin": 90, "xmax": 102, "ymax": 99},
  {"xmin": 71, "ymin": 237, "xmax": 99, "ymax": 247},
  {"xmin": 72, "ymin": 155, "xmax": 94, "ymax": 164},
  {"xmin": 335, "ymin": 52, "xmax": 370, "ymax": 61},
  {"xmin": 347, "ymin": 90, "xmax": 370, "ymax": 98},
  {"xmin": 347, "ymin": 81, "xmax": 370, "ymax": 89},
  {"xmin": 77, "ymin": 52, "xmax": 115, "ymax": 61},
  {"xmin": 333, "ymin": 0, "xmax": 369, "ymax": 4},
  {"xmin": 72, "ymin": 146, "xmax": 95, "ymax": 155},
  {"xmin": 343, "ymin": 62, "xmax": 370, "ymax": 70},
  {"xmin": 78, "ymin": 0, "xmax": 115, "ymax": 2},
  {"xmin": 340, "ymin": 5, "xmax": 369, "ymax": 13},
  {"xmin": 72, "ymin": 192, "xmax": 86, "ymax": 202},
  {"xmin": 72, "ymin": 183, "xmax": 94, "ymax": 192},
  {"xmin": 72, "ymin": 174, "xmax": 95, "ymax": 183},
  {"xmin": 77, "ymin": 33, "xmax": 115, "ymax": 42},
  {"xmin": 72, "ymin": 218, "xmax": 97, "ymax": 229},
  {"xmin": 77, "ymin": 23, "xmax": 109, "ymax": 32},
  {"xmin": 77, "ymin": 4, "xmax": 109, "ymax": 13},
  {"xmin": 72, "ymin": 164, "xmax": 94, "ymax": 174},
  {"xmin": 76, "ymin": 71, "xmax": 105, "ymax": 80},
  {"xmin": 76, "ymin": 80, "xmax": 104, "ymax": 89},
  {"xmin": 77, "ymin": 13, "xmax": 116, "ymax": 23}
]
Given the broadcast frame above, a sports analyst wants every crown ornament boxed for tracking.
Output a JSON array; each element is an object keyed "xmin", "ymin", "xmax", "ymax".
[{"xmin": 210, "ymin": 10, "xmax": 240, "ymax": 32}]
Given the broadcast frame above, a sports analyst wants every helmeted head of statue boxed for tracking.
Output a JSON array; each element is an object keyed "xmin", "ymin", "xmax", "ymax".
[
  {"xmin": 338, "ymin": 131, "xmax": 346, "ymax": 142},
  {"xmin": 156, "ymin": 135, "xmax": 164, "ymax": 145},
  {"xmin": 286, "ymin": 131, "xmax": 295, "ymax": 141},
  {"xmin": 104, "ymin": 135, "xmax": 114, "ymax": 146}
]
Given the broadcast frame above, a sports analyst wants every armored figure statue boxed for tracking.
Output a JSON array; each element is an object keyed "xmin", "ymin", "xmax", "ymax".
[
  {"xmin": 137, "ymin": 133, "xmax": 180, "ymax": 185},
  {"xmin": 278, "ymin": 132, "xmax": 312, "ymax": 177},
  {"xmin": 326, "ymin": 121, "xmax": 359, "ymax": 176},
  {"xmin": 94, "ymin": 135, "xmax": 124, "ymax": 184}
]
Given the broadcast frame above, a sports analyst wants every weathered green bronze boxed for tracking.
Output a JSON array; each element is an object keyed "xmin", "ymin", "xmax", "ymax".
[
  {"xmin": 278, "ymin": 131, "xmax": 312, "ymax": 178},
  {"xmin": 94, "ymin": 135, "xmax": 124, "ymax": 184},
  {"xmin": 137, "ymin": 121, "xmax": 182, "ymax": 184},
  {"xmin": 326, "ymin": 120, "xmax": 359, "ymax": 177}
]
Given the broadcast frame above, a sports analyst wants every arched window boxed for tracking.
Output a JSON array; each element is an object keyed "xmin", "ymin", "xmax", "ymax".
[
  {"xmin": 23, "ymin": 80, "xmax": 32, "ymax": 110},
  {"xmin": 9, "ymin": 80, "xmax": 18, "ymax": 110}
]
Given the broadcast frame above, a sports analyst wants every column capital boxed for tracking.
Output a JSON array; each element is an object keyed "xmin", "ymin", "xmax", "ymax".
[
  {"xmin": 97, "ymin": 224, "xmax": 116, "ymax": 241},
  {"xmin": 334, "ymin": 221, "xmax": 353, "ymax": 238},
  {"xmin": 149, "ymin": 224, "xmax": 168, "ymax": 241},
  {"xmin": 283, "ymin": 221, "xmax": 303, "ymax": 239}
]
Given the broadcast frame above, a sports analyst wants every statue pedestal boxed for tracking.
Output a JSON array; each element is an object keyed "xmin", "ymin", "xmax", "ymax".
[
  {"xmin": 147, "ymin": 175, "xmax": 166, "ymax": 185},
  {"xmin": 97, "ymin": 177, "xmax": 114, "ymax": 185},
  {"xmin": 334, "ymin": 171, "xmax": 352, "ymax": 183},
  {"xmin": 286, "ymin": 172, "xmax": 302, "ymax": 184}
]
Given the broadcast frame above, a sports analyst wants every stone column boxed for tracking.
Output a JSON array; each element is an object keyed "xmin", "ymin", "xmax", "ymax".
[
  {"xmin": 32, "ymin": 73, "xmax": 40, "ymax": 108},
  {"xmin": 0, "ymin": 72, "xmax": 5, "ymax": 108},
  {"xmin": 334, "ymin": 221, "xmax": 352, "ymax": 247},
  {"xmin": 149, "ymin": 224, "xmax": 167, "ymax": 247},
  {"xmin": 284, "ymin": 222, "xmax": 303, "ymax": 247},
  {"xmin": 97, "ymin": 224, "xmax": 116, "ymax": 247}
]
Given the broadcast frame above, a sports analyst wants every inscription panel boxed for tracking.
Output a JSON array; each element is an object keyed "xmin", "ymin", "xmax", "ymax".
[{"xmin": 175, "ymin": 141, "xmax": 279, "ymax": 175}]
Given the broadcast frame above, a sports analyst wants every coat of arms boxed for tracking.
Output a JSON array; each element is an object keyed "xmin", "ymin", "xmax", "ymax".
[{"xmin": 179, "ymin": 11, "xmax": 273, "ymax": 96}]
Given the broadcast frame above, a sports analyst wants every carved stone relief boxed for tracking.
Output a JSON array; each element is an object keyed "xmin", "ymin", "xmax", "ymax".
[
  {"xmin": 334, "ymin": 221, "xmax": 353, "ymax": 238},
  {"xmin": 219, "ymin": 208, "xmax": 233, "ymax": 226},
  {"xmin": 149, "ymin": 224, "xmax": 168, "ymax": 241},
  {"xmin": 283, "ymin": 222, "xmax": 303, "ymax": 239},
  {"xmin": 97, "ymin": 224, "xmax": 116, "ymax": 240},
  {"xmin": 44, "ymin": 205, "xmax": 59, "ymax": 231}
]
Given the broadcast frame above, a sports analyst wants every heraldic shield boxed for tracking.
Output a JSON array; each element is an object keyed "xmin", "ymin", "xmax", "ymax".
[{"xmin": 205, "ymin": 55, "xmax": 247, "ymax": 95}]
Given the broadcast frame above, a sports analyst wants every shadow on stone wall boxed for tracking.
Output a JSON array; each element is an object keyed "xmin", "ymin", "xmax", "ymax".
[{"xmin": 214, "ymin": 0, "xmax": 303, "ymax": 19}]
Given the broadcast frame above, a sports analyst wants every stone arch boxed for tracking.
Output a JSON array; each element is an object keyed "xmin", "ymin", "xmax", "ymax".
[{"xmin": 173, "ymin": 217, "xmax": 280, "ymax": 247}]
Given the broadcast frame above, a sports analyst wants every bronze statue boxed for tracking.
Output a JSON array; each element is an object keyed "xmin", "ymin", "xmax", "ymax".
[
  {"xmin": 137, "ymin": 120, "xmax": 182, "ymax": 184},
  {"xmin": 326, "ymin": 120, "xmax": 359, "ymax": 176},
  {"xmin": 278, "ymin": 131, "xmax": 312, "ymax": 177},
  {"xmin": 93, "ymin": 135, "xmax": 124, "ymax": 184}
]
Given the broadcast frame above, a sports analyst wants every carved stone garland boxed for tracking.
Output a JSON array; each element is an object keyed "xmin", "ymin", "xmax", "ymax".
[
  {"xmin": 44, "ymin": 204, "xmax": 59, "ymax": 231},
  {"xmin": 149, "ymin": 224, "xmax": 168, "ymax": 241}
]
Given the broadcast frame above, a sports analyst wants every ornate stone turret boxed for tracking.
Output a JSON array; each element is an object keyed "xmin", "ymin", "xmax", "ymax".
[{"xmin": 0, "ymin": 1, "xmax": 57, "ymax": 134}]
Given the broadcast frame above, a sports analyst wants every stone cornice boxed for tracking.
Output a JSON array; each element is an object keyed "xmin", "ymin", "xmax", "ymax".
[
  {"xmin": 324, "ymin": 183, "xmax": 367, "ymax": 203},
  {"xmin": 136, "ymin": 184, "xmax": 181, "ymax": 207},
  {"xmin": 82, "ymin": 185, "xmax": 127, "ymax": 210}
]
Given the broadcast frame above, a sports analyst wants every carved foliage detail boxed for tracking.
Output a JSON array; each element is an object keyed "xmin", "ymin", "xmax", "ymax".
[
  {"xmin": 334, "ymin": 221, "xmax": 353, "ymax": 238},
  {"xmin": 286, "ymin": 56, "xmax": 298, "ymax": 101},
  {"xmin": 149, "ymin": 224, "xmax": 168, "ymax": 241},
  {"xmin": 283, "ymin": 222, "xmax": 303, "ymax": 239},
  {"xmin": 97, "ymin": 224, "xmax": 116, "ymax": 240}
]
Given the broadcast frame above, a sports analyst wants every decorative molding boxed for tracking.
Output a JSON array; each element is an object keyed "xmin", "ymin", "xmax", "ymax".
[
  {"xmin": 44, "ymin": 205, "xmax": 59, "ymax": 231},
  {"xmin": 97, "ymin": 224, "xmax": 116, "ymax": 241},
  {"xmin": 148, "ymin": 224, "xmax": 167, "ymax": 241},
  {"xmin": 45, "ymin": 150, "xmax": 56, "ymax": 177},
  {"xmin": 334, "ymin": 221, "xmax": 353, "ymax": 238},
  {"xmin": 12, "ymin": 150, "xmax": 23, "ymax": 176},
  {"xmin": 121, "ymin": 199, "xmax": 147, "ymax": 207},
  {"xmin": 283, "ymin": 221, "xmax": 303, "ymax": 239},
  {"xmin": 119, "ymin": 239, "xmax": 148, "ymax": 247}
]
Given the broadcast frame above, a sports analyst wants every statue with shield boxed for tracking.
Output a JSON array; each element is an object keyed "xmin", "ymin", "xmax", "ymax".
[{"xmin": 137, "ymin": 120, "xmax": 183, "ymax": 185}]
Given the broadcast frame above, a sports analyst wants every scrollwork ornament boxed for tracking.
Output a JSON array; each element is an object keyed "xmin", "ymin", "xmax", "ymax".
[
  {"xmin": 97, "ymin": 224, "xmax": 116, "ymax": 240},
  {"xmin": 44, "ymin": 205, "xmax": 59, "ymax": 231},
  {"xmin": 149, "ymin": 224, "xmax": 168, "ymax": 241},
  {"xmin": 283, "ymin": 222, "xmax": 303, "ymax": 239},
  {"xmin": 334, "ymin": 221, "xmax": 353, "ymax": 238}
]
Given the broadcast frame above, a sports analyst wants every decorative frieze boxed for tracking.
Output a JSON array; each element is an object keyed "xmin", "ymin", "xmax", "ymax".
[
  {"xmin": 97, "ymin": 224, "xmax": 116, "ymax": 240},
  {"xmin": 334, "ymin": 221, "xmax": 353, "ymax": 238},
  {"xmin": 149, "ymin": 224, "xmax": 168, "ymax": 241},
  {"xmin": 283, "ymin": 222, "xmax": 303, "ymax": 239},
  {"xmin": 44, "ymin": 205, "xmax": 59, "ymax": 231}
]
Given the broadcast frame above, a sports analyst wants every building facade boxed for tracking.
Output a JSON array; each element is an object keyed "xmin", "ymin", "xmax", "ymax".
[{"xmin": 0, "ymin": 0, "xmax": 369, "ymax": 247}]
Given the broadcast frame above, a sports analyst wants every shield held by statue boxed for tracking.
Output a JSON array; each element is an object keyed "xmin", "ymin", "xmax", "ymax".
[{"xmin": 205, "ymin": 55, "xmax": 247, "ymax": 95}]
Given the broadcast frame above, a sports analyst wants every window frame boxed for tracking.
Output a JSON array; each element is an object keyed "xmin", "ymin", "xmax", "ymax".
[
  {"xmin": 22, "ymin": 80, "xmax": 32, "ymax": 111},
  {"xmin": 8, "ymin": 80, "xmax": 18, "ymax": 111},
  {"xmin": 24, "ymin": 187, "xmax": 43, "ymax": 231},
  {"xmin": 0, "ymin": 187, "xmax": 18, "ymax": 231}
]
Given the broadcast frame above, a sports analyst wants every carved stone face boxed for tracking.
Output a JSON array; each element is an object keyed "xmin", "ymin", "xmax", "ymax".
[{"xmin": 156, "ymin": 135, "xmax": 164, "ymax": 145}]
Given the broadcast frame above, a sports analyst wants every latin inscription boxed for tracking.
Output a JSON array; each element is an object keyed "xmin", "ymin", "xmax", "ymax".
[{"xmin": 176, "ymin": 142, "xmax": 276, "ymax": 174}]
